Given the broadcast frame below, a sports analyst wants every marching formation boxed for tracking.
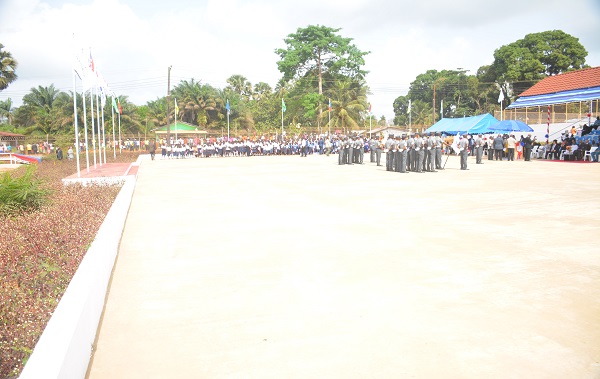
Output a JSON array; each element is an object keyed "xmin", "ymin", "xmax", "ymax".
[{"xmin": 339, "ymin": 132, "xmax": 470, "ymax": 172}]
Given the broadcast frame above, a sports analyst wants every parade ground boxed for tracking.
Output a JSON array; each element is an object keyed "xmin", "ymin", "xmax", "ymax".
[{"xmin": 87, "ymin": 154, "xmax": 600, "ymax": 379}]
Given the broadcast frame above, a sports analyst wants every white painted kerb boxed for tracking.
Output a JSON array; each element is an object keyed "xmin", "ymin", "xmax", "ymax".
[{"xmin": 19, "ymin": 175, "xmax": 137, "ymax": 379}]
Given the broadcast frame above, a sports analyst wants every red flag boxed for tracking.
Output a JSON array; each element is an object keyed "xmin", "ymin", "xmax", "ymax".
[
  {"xmin": 368, "ymin": 103, "xmax": 372, "ymax": 113},
  {"xmin": 117, "ymin": 98, "xmax": 123, "ymax": 114}
]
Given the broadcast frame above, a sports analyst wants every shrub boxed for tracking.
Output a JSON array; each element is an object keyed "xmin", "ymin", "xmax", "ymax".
[{"xmin": 0, "ymin": 165, "xmax": 52, "ymax": 216}]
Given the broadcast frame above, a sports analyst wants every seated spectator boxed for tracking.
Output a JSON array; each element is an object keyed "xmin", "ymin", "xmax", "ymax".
[
  {"xmin": 545, "ymin": 140, "xmax": 560, "ymax": 159},
  {"xmin": 577, "ymin": 141, "xmax": 591, "ymax": 160},
  {"xmin": 591, "ymin": 143, "xmax": 600, "ymax": 161},
  {"xmin": 593, "ymin": 116, "xmax": 600, "ymax": 130}
]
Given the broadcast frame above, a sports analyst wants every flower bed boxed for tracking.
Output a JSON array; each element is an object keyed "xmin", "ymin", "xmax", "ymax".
[{"xmin": 0, "ymin": 152, "xmax": 140, "ymax": 378}]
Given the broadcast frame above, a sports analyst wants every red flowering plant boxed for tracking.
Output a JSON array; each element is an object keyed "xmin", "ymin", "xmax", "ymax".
[{"xmin": 0, "ymin": 152, "xmax": 139, "ymax": 377}]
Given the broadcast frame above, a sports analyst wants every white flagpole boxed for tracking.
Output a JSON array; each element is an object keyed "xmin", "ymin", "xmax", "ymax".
[
  {"xmin": 101, "ymin": 102, "xmax": 107, "ymax": 163},
  {"xmin": 118, "ymin": 107, "xmax": 122, "ymax": 154},
  {"xmin": 501, "ymin": 100, "xmax": 503, "ymax": 121},
  {"xmin": 409, "ymin": 99, "xmax": 412, "ymax": 130},
  {"xmin": 72, "ymin": 65, "xmax": 81, "ymax": 178},
  {"xmin": 82, "ymin": 88, "xmax": 90, "ymax": 172},
  {"xmin": 95, "ymin": 87, "xmax": 102, "ymax": 165},
  {"xmin": 328, "ymin": 98, "xmax": 331, "ymax": 135},
  {"xmin": 90, "ymin": 85, "xmax": 97, "ymax": 169},
  {"xmin": 111, "ymin": 100, "xmax": 116, "ymax": 159},
  {"xmin": 281, "ymin": 99, "xmax": 284, "ymax": 136}
]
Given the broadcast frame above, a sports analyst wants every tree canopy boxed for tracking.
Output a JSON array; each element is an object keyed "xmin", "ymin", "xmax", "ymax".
[{"xmin": 0, "ymin": 43, "xmax": 18, "ymax": 91}]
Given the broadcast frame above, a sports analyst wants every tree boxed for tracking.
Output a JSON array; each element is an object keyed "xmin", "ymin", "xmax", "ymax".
[
  {"xmin": 275, "ymin": 25, "xmax": 369, "ymax": 97},
  {"xmin": 0, "ymin": 98, "xmax": 14, "ymax": 125},
  {"xmin": 487, "ymin": 30, "xmax": 588, "ymax": 97},
  {"xmin": 19, "ymin": 85, "xmax": 62, "ymax": 135},
  {"xmin": 0, "ymin": 43, "xmax": 18, "ymax": 91},
  {"xmin": 324, "ymin": 79, "xmax": 367, "ymax": 132},
  {"xmin": 226, "ymin": 75, "xmax": 252, "ymax": 99}
]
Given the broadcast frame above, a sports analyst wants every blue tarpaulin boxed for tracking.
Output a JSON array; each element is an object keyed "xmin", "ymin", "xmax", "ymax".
[
  {"xmin": 506, "ymin": 86, "xmax": 600, "ymax": 109},
  {"xmin": 424, "ymin": 114, "xmax": 499, "ymax": 135},
  {"xmin": 488, "ymin": 120, "xmax": 534, "ymax": 133}
]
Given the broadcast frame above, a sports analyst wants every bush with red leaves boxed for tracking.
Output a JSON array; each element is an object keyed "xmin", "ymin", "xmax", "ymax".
[{"xmin": 0, "ymin": 152, "xmax": 140, "ymax": 378}]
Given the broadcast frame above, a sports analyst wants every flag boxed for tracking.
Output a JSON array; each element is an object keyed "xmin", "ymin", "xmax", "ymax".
[
  {"xmin": 117, "ymin": 98, "xmax": 122, "ymax": 114},
  {"xmin": 226, "ymin": 99, "xmax": 230, "ymax": 114},
  {"xmin": 368, "ymin": 103, "xmax": 372, "ymax": 113},
  {"xmin": 112, "ymin": 97, "xmax": 119, "ymax": 114},
  {"xmin": 407, "ymin": 99, "xmax": 411, "ymax": 114},
  {"xmin": 328, "ymin": 98, "xmax": 332, "ymax": 111},
  {"xmin": 498, "ymin": 90, "xmax": 505, "ymax": 103},
  {"xmin": 451, "ymin": 133, "xmax": 460, "ymax": 154},
  {"xmin": 88, "ymin": 49, "xmax": 95, "ymax": 73},
  {"xmin": 175, "ymin": 98, "xmax": 179, "ymax": 118},
  {"xmin": 282, "ymin": 98, "xmax": 286, "ymax": 113}
]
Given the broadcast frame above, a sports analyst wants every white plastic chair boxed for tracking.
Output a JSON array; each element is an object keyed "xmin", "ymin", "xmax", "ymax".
[{"xmin": 583, "ymin": 146, "xmax": 598, "ymax": 161}]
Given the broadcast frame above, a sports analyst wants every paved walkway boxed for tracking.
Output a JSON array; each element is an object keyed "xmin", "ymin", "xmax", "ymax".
[{"xmin": 87, "ymin": 154, "xmax": 600, "ymax": 379}]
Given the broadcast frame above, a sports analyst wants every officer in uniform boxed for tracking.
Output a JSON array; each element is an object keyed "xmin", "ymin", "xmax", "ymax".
[
  {"xmin": 369, "ymin": 136, "xmax": 377, "ymax": 163},
  {"xmin": 475, "ymin": 134, "xmax": 484, "ymax": 164},
  {"xmin": 459, "ymin": 133, "xmax": 469, "ymax": 170},
  {"xmin": 385, "ymin": 134, "xmax": 394, "ymax": 171},
  {"xmin": 339, "ymin": 137, "xmax": 347, "ymax": 165},
  {"xmin": 346, "ymin": 136, "xmax": 353, "ymax": 164},
  {"xmin": 427, "ymin": 132, "xmax": 437, "ymax": 172},
  {"xmin": 398, "ymin": 134, "xmax": 408, "ymax": 173},
  {"xmin": 375, "ymin": 135, "xmax": 383, "ymax": 166},
  {"xmin": 414, "ymin": 132, "xmax": 424, "ymax": 172},
  {"xmin": 393, "ymin": 135, "xmax": 401, "ymax": 172},
  {"xmin": 407, "ymin": 133, "xmax": 414, "ymax": 172},
  {"xmin": 357, "ymin": 135, "xmax": 365, "ymax": 164},
  {"xmin": 435, "ymin": 132, "xmax": 444, "ymax": 170}
]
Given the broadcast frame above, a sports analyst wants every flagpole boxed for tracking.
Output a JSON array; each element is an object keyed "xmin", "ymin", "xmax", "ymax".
[
  {"xmin": 281, "ymin": 99, "xmax": 284, "ymax": 136},
  {"xmin": 95, "ymin": 88, "xmax": 102, "ymax": 165},
  {"xmin": 118, "ymin": 110, "xmax": 122, "ymax": 154},
  {"xmin": 90, "ymin": 85, "xmax": 97, "ymax": 169},
  {"xmin": 227, "ymin": 106, "xmax": 230, "ymax": 140},
  {"xmin": 82, "ymin": 88, "xmax": 90, "ymax": 172},
  {"xmin": 328, "ymin": 98, "xmax": 331, "ymax": 135},
  {"xmin": 72, "ymin": 64, "xmax": 81, "ymax": 178},
  {"xmin": 101, "ymin": 102, "xmax": 107, "ymax": 163},
  {"xmin": 409, "ymin": 99, "xmax": 412, "ymax": 131},
  {"xmin": 111, "ymin": 101, "xmax": 116, "ymax": 159}
]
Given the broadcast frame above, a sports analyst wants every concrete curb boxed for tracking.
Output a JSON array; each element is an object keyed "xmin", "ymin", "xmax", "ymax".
[{"xmin": 19, "ymin": 175, "xmax": 137, "ymax": 379}]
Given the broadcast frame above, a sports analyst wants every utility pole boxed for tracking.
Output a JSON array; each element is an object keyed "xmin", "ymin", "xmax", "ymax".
[
  {"xmin": 432, "ymin": 83, "xmax": 436, "ymax": 124},
  {"xmin": 166, "ymin": 66, "xmax": 172, "ymax": 146}
]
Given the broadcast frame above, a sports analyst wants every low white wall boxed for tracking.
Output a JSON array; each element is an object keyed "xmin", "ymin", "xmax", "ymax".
[{"xmin": 19, "ymin": 175, "xmax": 137, "ymax": 379}]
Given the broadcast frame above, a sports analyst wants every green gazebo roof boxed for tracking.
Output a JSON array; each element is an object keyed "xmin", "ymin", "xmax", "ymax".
[{"xmin": 155, "ymin": 122, "xmax": 207, "ymax": 134}]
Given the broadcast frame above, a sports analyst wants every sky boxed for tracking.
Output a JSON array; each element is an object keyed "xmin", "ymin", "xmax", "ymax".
[{"xmin": 1, "ymin": 0, "xmax": 600, "ymax": 123}]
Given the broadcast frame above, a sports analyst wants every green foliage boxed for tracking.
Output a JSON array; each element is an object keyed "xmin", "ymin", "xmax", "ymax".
[
  {"xmin": 0, "ymin": 165, "xmax": 51, "ymax": 216},
  {"xmin": 0, "ymin": 43, "xmax": 18, "ymax": 91},
  {"xmin": 275, "ymin": 25, "xmax": 369, "ymax": 95}
]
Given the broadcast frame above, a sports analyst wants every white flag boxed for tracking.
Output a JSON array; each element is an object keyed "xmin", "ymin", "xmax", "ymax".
[
  {"xmin": 407, "ymin": 99, "xmax": 411, "ymax": 114},
  {"xmin": 498, "ymin": 90, "xmax": 505, "ymax": 103}
]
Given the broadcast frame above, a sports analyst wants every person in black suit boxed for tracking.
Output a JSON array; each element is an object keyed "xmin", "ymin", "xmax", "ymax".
[{"xmin": 523, "ymin": 134, "xmax": 533, "ymax": 161}]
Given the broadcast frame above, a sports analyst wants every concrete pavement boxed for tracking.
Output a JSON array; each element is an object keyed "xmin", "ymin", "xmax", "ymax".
[{"xmin": 87, "ymin": 154, "xmax": 600, "ymax": 379}]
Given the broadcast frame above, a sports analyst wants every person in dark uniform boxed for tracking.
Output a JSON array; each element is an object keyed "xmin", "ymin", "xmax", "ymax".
[
  {"xmin": 393, "ymin": 135, "xmax": 401, "ymax": 172},
  {"xmin": 347, "ymin": 136, "xmax": 354, "ymax": 164},
  {"xmin": 338, "ymin": 137, "xmax": 346, "ymax": 165},
  {"xmin": 523, "ymin": 134, "xmax": 533, "ymax": 161},
  {"xmin": 56, "ymin": 146, "xmax": 63, "ymax": 160}
]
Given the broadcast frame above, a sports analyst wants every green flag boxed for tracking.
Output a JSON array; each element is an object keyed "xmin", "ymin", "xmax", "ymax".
[
  {"xmin": 112, "ymin": 97, "xmax": 119, "ymax": 114},
  {"xmin": 282, "ymin": 98, "xmax": 286, "ymax": 113}
]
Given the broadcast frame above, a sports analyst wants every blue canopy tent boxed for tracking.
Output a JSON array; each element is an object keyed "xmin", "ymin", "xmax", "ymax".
[
  {"xmin": 488, "ymin": 120, "xmax": 534, "ymax": 133},
  {"xmin": 424, "ymin": 114, "xmax": 499, "ymax": 135}
]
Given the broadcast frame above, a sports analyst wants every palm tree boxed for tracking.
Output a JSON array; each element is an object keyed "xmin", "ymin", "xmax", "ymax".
[
  {"xmin": 0, "ymin": 43, "xmax": 18, "ymax": 91},
  {"xmin": 226, "ymin": 75, "xmax": 252, "ymax": 99},
  {"xmin": 0, "ymin": 98, "xmax": 13, "ymax": 125},
  {"xmin": 20, "ymin": 84, "xmax": 62, "ymax": 135},
  {"xmin": 324, "ymin": 79, "xmax": 367, "ymax": 132},
  {"xmin": 253, "ymin": 82, "xmax": 272, "ymax": 102}
]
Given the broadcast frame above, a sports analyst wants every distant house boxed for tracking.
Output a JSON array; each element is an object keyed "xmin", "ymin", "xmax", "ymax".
[{"xmin": 0, "ymin": 131, "xmax": 26, "ymax": 148}]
